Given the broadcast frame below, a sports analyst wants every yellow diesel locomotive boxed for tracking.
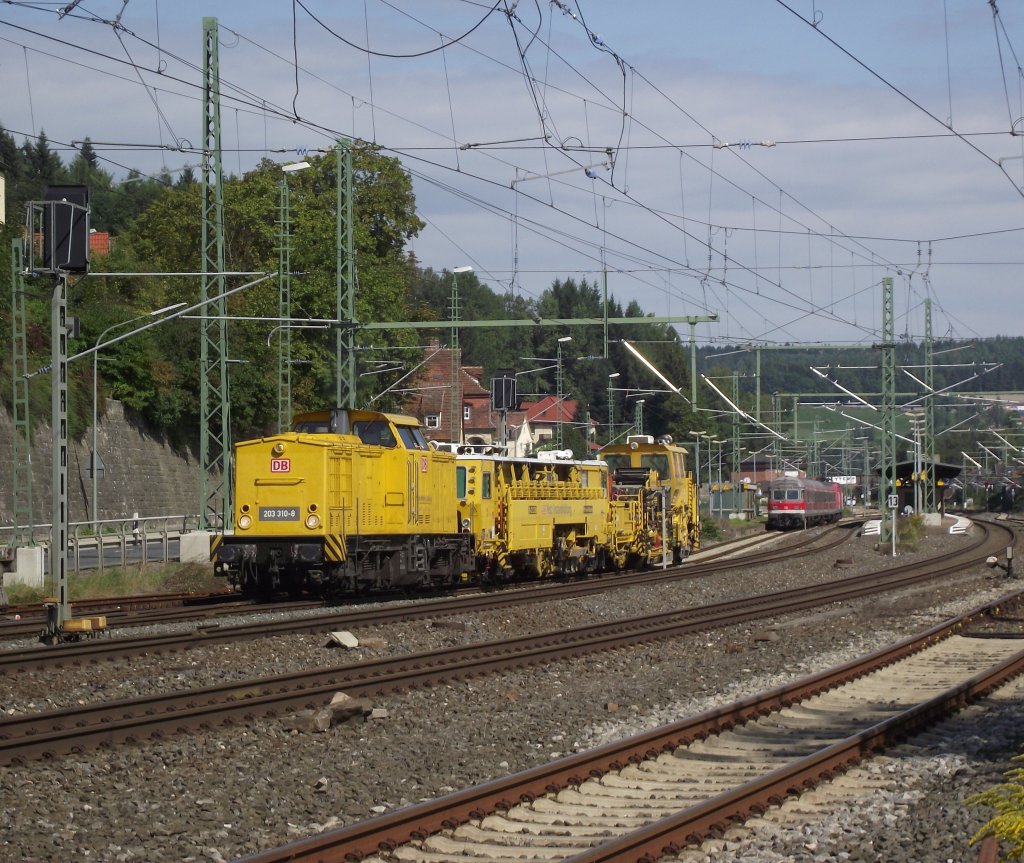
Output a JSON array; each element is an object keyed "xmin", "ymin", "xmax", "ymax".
[
  {"xmin": 212, "ymin": 410, "xmax": 701, "ymax": 596},
  {"xmin": 212, "ymin": 408, "xmax": 473, "ymax": 596}
]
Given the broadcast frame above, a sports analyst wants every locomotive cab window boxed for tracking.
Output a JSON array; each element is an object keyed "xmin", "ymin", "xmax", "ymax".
[
  {"xmin": 397, "ymin": 425, "xmax": 428, "ymax": 450},
  {"xmin": 293, "ymin": 419, "xmax": 330, "ymax": 433},
  {"xmin": 353, "ymin": 420, "xmax": 397, "ymax": 448},
  {"xmin": 481, "ymin": 472, "xmax": 492, "ymax": 499},
  {"xmin": 603, "ymin": 454, "xmax": 630, "ymax": 472},
  {"xmin": 456, "ymin": 466, "xmax": 467, "ymax": 499},
  {"xmin": 640, "ymin": 454, "xmax": 670, "ymax": 480}
]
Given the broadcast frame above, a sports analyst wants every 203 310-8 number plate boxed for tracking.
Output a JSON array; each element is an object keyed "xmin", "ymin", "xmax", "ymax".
[{"xmin": 259, "ymin": 507, "xmax": 300, "ymax": 521}]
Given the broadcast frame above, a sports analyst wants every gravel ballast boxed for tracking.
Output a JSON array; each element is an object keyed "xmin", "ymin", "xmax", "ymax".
[{"xmin": 2, "ymin": 522, "xmax": 1022, "ymax": 863}]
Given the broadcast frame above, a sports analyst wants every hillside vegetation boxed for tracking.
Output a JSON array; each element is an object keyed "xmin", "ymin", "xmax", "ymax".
[{"xmin": 2, "ymin": 124, "xmax": 1022, "ymax": 462}]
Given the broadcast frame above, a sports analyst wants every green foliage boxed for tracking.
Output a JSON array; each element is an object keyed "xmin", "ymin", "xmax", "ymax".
[
  {"xmin": 9, "ymin": 122, "xmax": 1024, "ymax": 461},
  {"xmin": 2, "ymin": 136, "xmax": 428, "ymax": 447},
  {"xmin": 896, "ymin": 513, "xmax": 925, "ymax": 551},
  {"xmin": 970, "ymin": 753, "xmax": 1024, "ymax": 861},
  {"xmin": 699, "ymin": 515, "xmax": 723, "ymax": 542}
]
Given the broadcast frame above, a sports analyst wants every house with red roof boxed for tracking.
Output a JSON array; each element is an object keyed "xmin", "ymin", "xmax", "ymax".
[
  {"xmin": 520, "ymin": 395, "xmax": 579, "ymax": 450},
  {"xmin": 402, "ymin": 341, "xmax": 534, "ymax": 456}
]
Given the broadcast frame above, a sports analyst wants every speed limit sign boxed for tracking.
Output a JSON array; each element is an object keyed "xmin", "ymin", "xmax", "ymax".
[{"xmin": 887, "ymin": 494, "xmax": 898, "ymax": 509}]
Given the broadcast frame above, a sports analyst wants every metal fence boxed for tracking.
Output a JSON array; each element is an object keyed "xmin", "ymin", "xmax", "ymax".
[{"xmin": 0, "ymin": 515, "xmax": 202, "ymax": 572}]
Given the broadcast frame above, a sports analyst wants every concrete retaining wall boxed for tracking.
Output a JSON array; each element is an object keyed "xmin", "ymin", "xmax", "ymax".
[{"xmin": 0, "ymin": 400, "xmax": 201, "ymax": 528}]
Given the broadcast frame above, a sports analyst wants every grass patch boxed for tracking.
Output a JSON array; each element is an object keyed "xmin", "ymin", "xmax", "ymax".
[{"xmin": 4, "ymin": 562, "xmax": 222, "ymax": 605}]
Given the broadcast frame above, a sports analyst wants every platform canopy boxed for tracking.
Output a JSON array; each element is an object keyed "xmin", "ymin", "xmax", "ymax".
[{"xmin": 878, "ymin": 460, "xmax": 962, "ymax": 486}]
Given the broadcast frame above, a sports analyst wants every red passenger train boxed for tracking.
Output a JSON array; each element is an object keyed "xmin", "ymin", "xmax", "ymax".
[{"xmin": 766, "ymin": 476, "xmax": 843, "ymax": 530}]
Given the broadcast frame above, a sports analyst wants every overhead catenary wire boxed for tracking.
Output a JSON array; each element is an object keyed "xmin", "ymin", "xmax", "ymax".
[
  {"xmin": 774, "ymin": 0, "xmax": 1024, "ymax": 201},
  {"xmin": 0, "ymin": 4, "xmax": 1008, "ymax": 348}
]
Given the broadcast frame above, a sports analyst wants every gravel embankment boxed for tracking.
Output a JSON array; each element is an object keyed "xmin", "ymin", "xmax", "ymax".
[{"xmin": 2, "ymin": 524, "xmax": 1022, "ymax": 863}]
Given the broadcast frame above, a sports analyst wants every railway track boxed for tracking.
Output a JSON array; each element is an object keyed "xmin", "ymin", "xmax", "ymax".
[
  {"xmin": 0, "ymin": 592, "xmax": 321, "ymax": 641},
  {"xmin": 0, "ymin": 525, "xmax": 827, "ymax": 643},
  {"xmin": 0, "ymin": 520, "xmax": 1011, "ymax": 766},
  {"xmin": 0, "ymin": 523, "xmax": 856, "ymax": 669},
  {"xmin": 1, "ymin": 588, "xmax": 240, "ymax": 620},
  {"xmin": 233, "ymin": 590, "xmax": 1024, "ymax": 863}
]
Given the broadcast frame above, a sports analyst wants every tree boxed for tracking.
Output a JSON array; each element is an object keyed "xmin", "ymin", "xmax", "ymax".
[
  {"xmin": 0, "ymin": 124, "xmax": 24, "ymax": 189},
  {"xmin": 175, "ymin": 166, "xmax": 197, "ymax": 189},
  {"xmin": 99, "ymin": 142, "xmax": 428, "ymax": 441},
  {"xmin": 23, "ymin": 130, "xmax": 65, "ymax": 187}
]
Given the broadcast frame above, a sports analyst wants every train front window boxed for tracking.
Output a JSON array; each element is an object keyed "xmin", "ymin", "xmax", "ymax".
[
  {"xmin": 787, "ymin": 489, "xmax": 800, "ymax": 501},
  {"xmin": 603, "ymin": 454, "xmax": 630, "ymax": 472},
  {"xmin": 293, "ymin": 420, "xmax": 330, "ymax": 433},
  {"xmin": 397, "ymin": 425, "xmax": 428, "ymax": 449},
  {"xmin": 640, "ymin": 454, "xmax": 670, "ymax": 479},
  {"xmin": 456, "ymin": 466, "xmax": 467, "ymax": 498},
  {"xmin": 352, "ymin": 420, "xmax": 397, "ymax": 448}
]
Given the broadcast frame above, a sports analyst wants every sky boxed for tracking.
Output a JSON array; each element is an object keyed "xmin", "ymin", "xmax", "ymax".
[{"xmin": 3, "ymin": 0, "xmax": 1024, "ymax": 349}]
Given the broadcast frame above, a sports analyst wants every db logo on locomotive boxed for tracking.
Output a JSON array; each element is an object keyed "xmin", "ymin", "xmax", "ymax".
[{"xmin": 270, "ymin": 458, "xmax": 291, "ymax": 473}]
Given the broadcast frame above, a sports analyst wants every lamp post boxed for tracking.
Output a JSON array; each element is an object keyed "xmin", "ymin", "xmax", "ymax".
[
  {"xmin": 707, "ymin": 436, "xmax": 715, "ymax": 506},
  {"xmin": 710, "ymin": 438, "xmax": 724, "ymax": 518},
  {"xmin": 717, "ymin": 439, "xmax": 726, "ymax": 518},
  {"xmin": 91, "ymin": 302, "xmax": 186, "ymax": 531},
  {"xmin": 607, "ymin": 372, "xmax": 620, "ymax": 445},
  {"xmin": 277, "ymin": 160, "xmax": 312, "ymax": 432},
  {"xmin": 555, "ymin": 336, "xmax": 572, "ymax": 450},
  {"xmin": 689, "ymin": 431, "xmax": 705, "ymax": 507},
  {"xmin": 855, "ymin": 436, "xmax": 870, "ymax": 508},
  {"xmin": 450, "ymin": 266, "xmax": 472, "ymax": 445},
  {"xmin": 907, "ymin": 410, "xmax": 925, "ymax": 514}
]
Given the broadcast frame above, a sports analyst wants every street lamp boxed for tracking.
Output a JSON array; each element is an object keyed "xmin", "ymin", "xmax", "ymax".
[
  {"xmin": 556, "ymin": 336, "xmax": 572, "ymax": 449},
  {"xmin": 450, "ymin": 266, "xmax": 473, "ymax": 445},
  {"xmin": 712, "ymin": 438, "xmax": 725, "ymax": 518},
  {"xmin": 688, "ymin": 431, "xmax": 705, "ymax": 501},
  {"xmin": 707, "ymin": 436, "xmax": 716, "ymax": 505},
  {"xmin": 277, "ymin": 159, "xmax": 312, "ymax": 432},
  {"xmin": 607, "ymin": 372, "xmax": 620, "ymax": 444},
  {"xmin": 907, "ymin": 410, "xmax": 925, "ymax": 514},
  {"xmin": 747, "ymin": 443, "xmax": 773, "ymax": 483},
  {"xmin": 92, "ymin": 302, "xmax": 186, "ymax": 531}
]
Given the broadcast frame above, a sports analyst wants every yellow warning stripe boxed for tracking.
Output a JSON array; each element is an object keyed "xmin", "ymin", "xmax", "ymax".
[{"xmin": 324, "ymin": 534, "xmax": 347, "ymax": 563}]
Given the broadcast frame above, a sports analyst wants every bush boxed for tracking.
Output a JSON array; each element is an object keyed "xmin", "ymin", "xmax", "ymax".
[
  {"xmin": 970, "ymin": 752, "xmax": 1024, "ymax": 860},
  {"xmin": 700, "ymin": 516, "xmax": 723, "ymax": 542},
  {"xmin": 894, "ymin": 512, "xmax": 925, "ymax": 552}
]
